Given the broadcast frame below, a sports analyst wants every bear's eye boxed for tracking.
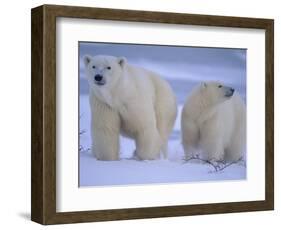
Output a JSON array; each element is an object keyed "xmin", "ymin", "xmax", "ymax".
[
  {"xmin": 107, "ymin": 66, "xmax": 111, "ymax": 70},
  {"xmin": 218, "ymin": 85, "xmax": 222, "ymax": 88},
  {"xmin": 92, "ymin": 66, "xmax": 96, "ymax": 69}
]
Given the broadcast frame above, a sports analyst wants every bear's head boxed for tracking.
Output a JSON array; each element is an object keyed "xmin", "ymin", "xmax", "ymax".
[
  {"xmin": 200, "ymin": 81, "xmax": 235, "ymax": 106},
  {"xmin": 83, "ymin": 55, "xmax": 126, "ymax": 92}
]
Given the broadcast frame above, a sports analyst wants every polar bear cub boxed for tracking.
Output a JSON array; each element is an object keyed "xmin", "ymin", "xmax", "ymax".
[
  {"xmin": 181, "ymin": 81, "xmax": 246, "ymax": 162},
  {"xmin": 83, "ymin": 55, "xmax": 177, "ymax": 161}
]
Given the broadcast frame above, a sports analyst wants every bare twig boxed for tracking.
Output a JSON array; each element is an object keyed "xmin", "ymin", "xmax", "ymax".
[
  {"xmin": 184, "ymin": 156, "xmax": 218, "ymax": 171},
  {"xmin": 183, "ymin": 155, "xmax": 244, "ymax": 172},
  {"xmin": 215, "ymin": 157, "xmax": 244, "ymax": 171},
  {"xmin": 79, "ymin": 129, "xmax": 86, "ymax": 135},
  {"xmin": 79, "ymin": 114, "xmax": 89, "ymax": 153}
]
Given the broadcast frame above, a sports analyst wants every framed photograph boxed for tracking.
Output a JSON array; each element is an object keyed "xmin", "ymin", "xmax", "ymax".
[{"xmin": 31, "ymin": 4, "xmax": 274, "ymax": 225}]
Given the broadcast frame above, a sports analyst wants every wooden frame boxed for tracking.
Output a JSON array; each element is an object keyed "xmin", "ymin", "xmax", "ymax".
[{"xmin": 31, "ymin": 4, "xmax": 274, "ymax": 225}]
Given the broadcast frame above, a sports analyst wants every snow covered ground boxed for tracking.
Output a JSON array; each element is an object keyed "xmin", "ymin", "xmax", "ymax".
[
  {"xmin": 79, "ymin": 96, "xmax": 246, "ymax": 187},
  {"xmin": 80, "ymin": 153, "xmax": 246, "ymax": 186},
  {"xmin": 79, "ymin": 43, "xmax": 247, "ymax": 187}
]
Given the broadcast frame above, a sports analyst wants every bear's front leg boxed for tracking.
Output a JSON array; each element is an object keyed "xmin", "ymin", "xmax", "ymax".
[
  {"xmin": 200, "ymin": 138, "xmax": 224, "ymax": 162},
  {"xmin": 199, "ymin": 121, "xmax": 224, "ymax": 162},
  {"xmin": 92, "ymin": 127, "xmax": 120, "ymax": 161},
  {"xmin": 91, "ymin": 98, "xmax": 120, "ymax": 161},
  {"xmin": 135, "ymin": 128, "xmax": 162, "ymax": 160},
  {"xmin": 181, "ymin": 120, "xmax": 200, "ymax": 159}
]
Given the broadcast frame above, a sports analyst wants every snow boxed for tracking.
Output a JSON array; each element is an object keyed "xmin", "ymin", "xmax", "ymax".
[
  {"xmin": 79, "ymin": 97, "xmax": 246, "ymax": 187},
  {"xmin": 79, "ymin": 153, "xmax": 246, "ymax": 186},
  {"xmin": 79, "ymin": 43, "xmax": 247, "ymax": 187}
]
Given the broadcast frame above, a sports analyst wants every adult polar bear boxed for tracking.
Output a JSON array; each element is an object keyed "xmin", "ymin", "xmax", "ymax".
[
  {"xmin": 181, "ymin": 81, "xmax": 246, "ymax": 162},
  {"xmin": 84, "ymin": 55, "xmax": 177, "ymax": 161}
]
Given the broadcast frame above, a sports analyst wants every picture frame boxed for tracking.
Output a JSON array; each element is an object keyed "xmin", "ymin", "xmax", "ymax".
[{"xmin": 31, "ymin": 4, "xmax": 274, "ymax": 225}]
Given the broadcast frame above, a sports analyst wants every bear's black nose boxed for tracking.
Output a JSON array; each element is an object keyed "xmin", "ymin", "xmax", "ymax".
[
  {"xmin": 230, "ymin": 88, "xmax": 235, "ymax": 93},
  {"xmin": 94, "ymin": 74, "xmax": 103, "ymax": 82}
]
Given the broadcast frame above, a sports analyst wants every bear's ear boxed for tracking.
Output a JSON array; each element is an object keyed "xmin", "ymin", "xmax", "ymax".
[
  {"xmin": 118, "ymin": 57, "xmax": 127, "ymax": 68},
  {"xmin": 83, "ymin": 55, "xmax": 92, "ymax": 67},
  {"xmin": 201, "ymin": 82, "xmax": 207, "ymax": 89}
]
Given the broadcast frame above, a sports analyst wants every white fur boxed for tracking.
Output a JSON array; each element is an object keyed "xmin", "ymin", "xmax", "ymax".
[
  {"xmin": 181, "ymin": 81, "xmax": 246, "ymax": 162},
  {"xmin": 84, "ymin": 55, "xmax": 177, "ymax": 160}
]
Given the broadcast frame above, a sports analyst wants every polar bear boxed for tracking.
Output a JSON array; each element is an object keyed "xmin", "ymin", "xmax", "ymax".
[
  {"xmin": 83, "ymin": 55, "xmax": 177, "ymax": 161},
  {"xmin": 181, "ymin": 81, "xmax": 246, "ymax": 162}
]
